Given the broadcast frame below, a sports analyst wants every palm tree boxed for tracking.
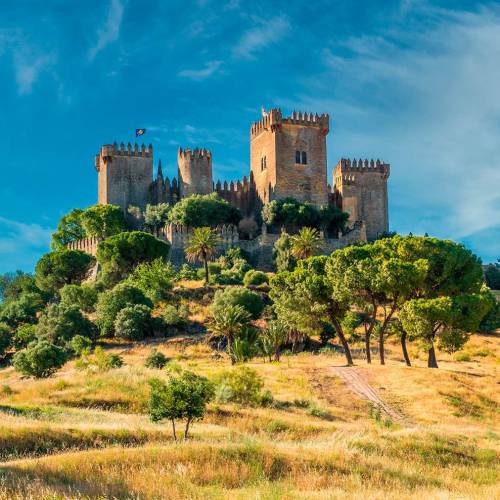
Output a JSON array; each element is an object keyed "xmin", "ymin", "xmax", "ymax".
[
  {"xmin": 290, "ymin": 227, "xmax": 322, "ymax": 260},
  {"xmin": 185, "ymin": 227, "xmax": 220, "ymax": 283}
]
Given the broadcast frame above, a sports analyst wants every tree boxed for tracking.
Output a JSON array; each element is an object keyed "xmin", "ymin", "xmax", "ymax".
[
  {"xmin": 270, "ymin": 256, "xmax": 354, "ymax": 365},
  {"xmin": 273, "ymin": 232, "xmax": 296, "ymax": 273},
  {"xmin": 35, "ymin": 249, "xmax": 95, "ymax": 295},
  {"xmin": 143, "ymin": 203, "xmax": 171, "ymax": 235},
  {"xmin": 60, "ymin": 283, "xmax": 98, "ymax": 313},
  {"xmin": 319, "ymin": 205, "xmax": 349, "ymax": 237},
  {"xmin": 243, "ymin": 270, "xmax": 268, "ymax": 286},
  {"xmin": 127, "ymin": 258, "xmax": 176, "ymax": 303},
  {"xmin": 51, "ymin": 208, "xmax": 86, "ymax": 250},
  {"xmin": 80, "ymin": 204, "xmax": 126, "ymax": 239},
  {"xmin": 96, "ymin": 282, "xmax": 153, "ymax": 337},
  {"xmin": 484, "ymin": 260, "xmax": 500, "ymax": 290},
  {"xmin": 114, "ymin": 304, "xmax": 153, "ymax": 341},
  {"xmin": 259, "ymin": 320, "xmax": 287, "ymax": 361},
  {"xmin": 261, "ymin": 198, "xmax": 320, "ymax": 230},
  {"xmin": 212, "ymin": 287, "xmax": 264, "ymax": 320},
  {"xmin": 12, "ymin": 341, "xmax": 67, "ymax": 378},
  {"xmin": 12, "ymin": 323, "xmax": 37, "ymax": 350},
  {"xmin": 290, "ymin": 227, "xmax": 322, "ymax": 260},
  {"xmin": 148, "ymin": 371, "xmax": 214, "ymax": 440},
  {"xmin": 168, "ymin": 193, "xmax": 241, "ymax": 228},
  {"xmin": 0, "ymin": 322, "xmax": 11, "ymax": 358},
  {"xmin": 0, "ymin": 271, "xmax": 42, "ymax": 303},
  {"xmin": 0, "ymin": 292, "xmax": 45, "ymax": 328},
  {"xmin": 145, "ymin": 349, "xmax": 168, "ymax": 369},
  {"xmin": 37, "ymin": 303, "xmax": 97, "ymax": 347},
  {"xmin": 185, "ymin": 227, "xmax": 220, "ymax": 283},
  {"xmin": 96, "ymin": 231, "xmax": 171, "ymax": 284},
  {"xmin": 208, "ymin": 304, "xmax": 252, "ymax": 364}
]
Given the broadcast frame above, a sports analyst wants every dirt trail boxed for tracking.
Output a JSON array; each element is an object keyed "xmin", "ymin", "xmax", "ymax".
[{"xmin": 331, "ymin": 366, "xmax": 406, "ymax": 422}]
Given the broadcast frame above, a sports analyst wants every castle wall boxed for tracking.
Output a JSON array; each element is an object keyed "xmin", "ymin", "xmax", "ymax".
[
  {"xmin": 333, "ymin": 159, "xmax": 390, "ymax": 240},
  {"xmin": 96, "ymin": 143, "xmax": 153, "ymax": 212},
  {"xmin": 178, "ymin": 148, "xmax": 213, "ymax": 198}
]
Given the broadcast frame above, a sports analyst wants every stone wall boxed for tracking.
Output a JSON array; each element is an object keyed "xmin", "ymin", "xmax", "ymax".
[
  {"xmin": 67, "ymin": 236, "xmax": 101, "ymax": 256},
  {"xmin": 177, "ymin": 147, "xmax": 213, "ymax": 198}
]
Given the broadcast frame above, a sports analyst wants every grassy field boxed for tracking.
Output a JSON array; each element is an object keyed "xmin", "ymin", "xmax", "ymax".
[{"xmin": 0, "ymin": 288, "xmax": 498, "ymax": 499}]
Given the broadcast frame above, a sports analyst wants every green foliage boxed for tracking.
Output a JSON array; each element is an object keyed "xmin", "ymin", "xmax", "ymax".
[
  {"xmin": 262, "ymin": 197, "xmax": 320, "ymax": 228},
  {"xmin": 148, "ymin": 371, "xmax": 214, "ymax": 440},
  {"xmin": 35, "ymin": 250, "xmax": 95, "ymax": 295},
  {"xmin": 319, "ymin": 205, "xmax": 349, "ymax": 235},
  {"xmin": 0, "ymin": 322, "xmax": 11, "ymax": 358},
  {"xmin": 36, "ymin": 303, "xmax": 97, "ymax": 347},
  {"xmin": 12, "ymin": 324, "xmax": 37, "ymax": 350},
  {"xmin": 80, "ymin": 204, "xmax": 126, "ymax": 239},
  {"xmin": 76, "ymin": 346, "xmax": 124, "ymax": 372},
  {"xmin": 143, "ymin": 203, "xmax": 171, "ymax": 234},
  {"xmin": 175, "ymin": 264, "xmax": 198, "ymax": 281},
  {"xmin": 69, "ymin": 335, "xmax": 93, "ymax": 356},
  {"xmin": 59, "ymin": 283, "xmax": 98, "ymax": 313},
  {"xmin": 478, "ymin": 291, "xmax": 499, "ymax": 333},
  {"xmin": 484, "ymin": 260, "xmax": 500, "ymax": 290},
  {"xmin": 114, "ymin": 304, "xmax": 153, "ymax": 341},
  {"xmin": 162, "ymin": 304, "xmax": 189, "ymax": 327},
  {"xmin": 185, "ymin": 227, "xmax": 220, "ymax": 283},
  {"xmin": 97, "ymin": 231, "xmax": 171, "ymax": 284},
  {"xmin": 51, "ymin": 208, "xmax": 86, "ymax": 250},
  {"xmin": 127, "ymin": 258, "xmax": 176, "ymax": 303},
  {"xmin": 0, "ymin": 271, "xmax": 42, "ymax": 303},
  {"xmin": 208, "ymin": 247, "xmax": 251, "ymax": 285},
  {"xmin": 212, "ymin": 287, "xmax": 263, "ymax": 320},
  {"xmin": 290, "ymin": 227, "xmax": 322, "ymax": 260},
  {"xmin": 168, "ymin": 193, "xmax": 241, "ymax": 228},
  {"xmin": 273, "ymin": 232, "xmax": 296, "ymax": 273},
  {"xmin": 145, "ymin": 349, "xmax": 168, "ymax": 369},
  {"xmin": 95, "ymin": 283, "xmax": 153, "ymax": 337},
  {"xmin": 259, "ymin": 320, "xmax": 286, "ymax": 361},
  {"xmin": 0, "ymin": 292, "xmax": 44, "ymax": 328},
  {"xmin": 12, "ymin": 341, "xmax": 67, "ymax": 378},
  {"xmin": 231, "ymin": 328, "xmax": 259, "ymax": 363},
  {"xmin": 243, "ymin": 270, "xmax": 269, "ymax": 287},
  {"xmin": 213, "ymin": 366, "xmax": 265, "ymax": 405}
]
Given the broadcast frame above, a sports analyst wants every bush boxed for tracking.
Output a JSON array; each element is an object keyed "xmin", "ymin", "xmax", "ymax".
[
  {"xmin": 454, "ymin": 351, "xmax": 471, "ymax": 362},
  {"xmin": 60, "ymin": 283, "xmax": 98, "ymax": 313},
  {"xmin": 212, "ymin": 287, "xmax": 263, "ymax": 320},
  {"xmin": 213, "ymin": 366, "xmax": 265, "ymax": 405},
  {"xmin": 259, "ymin": 320, "xmax": 286, "ymax": 361},
  {"xmin": 243, "ymin": 270, "xmax": 268, "ymax": 286},
  {"xmin": 12, "ymin": 341, "xmax": 67, "ymax": 378},
  {"xmin": 127, "ymin": 258, "xmax": 176, "ymax": 303},
  {"xmin": 0, "ymin": 322, "xmax": 11, "ymax": 358},
  {"xmin": 36, "ymin": 303, "xmax": 97, "ymax": 347},
  {"xmin": 76, "ymin": 346, "xmax": 124, "ymax": 372},
  {"xmin": 70, "ymin": 335, "xmax": 93, "ymax": 355},
  {"xmin": 145, "ymin": 349, "xmax": 168, "ymax": 369},
  {"xmin": 0, "ymin": 292, "xmax": 44, "ymax": 328},
  {"xmin": 114, "ymin": 304, "xmax": 153, "ymax": 341},
  {"xmin": 162, "ymin": 304, "xmax": 189, "ymax": 327},
  {"xmin": 273, "ymin": 232, "xmax": 296, "ymax": 273},
  {"xmin": 35, "ymin": 249, "xmax": 95, "ymax": 295},
  {"xmin": 96, "ymin": 283, "xmax": 152, "ymax": 337},
  {"xmin": 12, "ymin": 324, "xmax": 37, "ymax": 350},
  {"xmin": 176, "ymin": 264, "xmax": 198, "ymax": 281},
  {"xmin": 96, "ymin": 231, "xmax": 171, "ymax": 284}
]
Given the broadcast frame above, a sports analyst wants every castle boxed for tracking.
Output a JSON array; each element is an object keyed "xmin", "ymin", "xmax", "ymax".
[{"xmin": 94, "ymin": 108, "xmax": 390, "ymax": 246}]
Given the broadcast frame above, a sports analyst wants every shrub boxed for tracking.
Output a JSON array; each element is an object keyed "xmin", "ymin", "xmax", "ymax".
[
  {"xmin": 96, "ymin": 283, "xmax": 152, "ymax": 337},
  {"xmin": 76, "ymin": 346, "xmax": 124, "ymax": 372},
  {"xmin": 213, "ymin": 366, "xmax": 265, "ymax": 405},
  {"xmin": 273, "ymin": 232, "xmax": 296, "ymax": 273},
  {"xmin": 0, "ymin": 322, "xmax": 11, "ymax": 358},
  {"xmin": 12, "ymin": 341, "xmax": 67, "ymax": 378},
  {"xmin": 149, "ymin": 371, "xmax": 214, "ymax": 440},
  {"xmin": 262, "ymin": 197, "xmax": 320, "ymax": 229},
  {"xmin": 60, "ymin": 283, "xmax": 98, "ymax": 313},
  {"xmin": 114, "ymin": 304, "xmax": 153, "ymax": 341},
  {"xmin": 145, "ymin": 349, "xmax": 168, "ymax": 369},
  {"xmin": 36, "ymin": 303, "xmax": 97, "ymax": 347},
  {"xmin": 35, "ymin": 249, "xmax": 95, "ymax": 295},
  {"xmin": 259, "ymin": 320, "xmax": 286, "ymax": 361},
  {"xmin": 0, "ymin": 292, "xmax": 44, "ymax": 328},
  {"xmin": 70, "ymin": 335, "xmax": 93, "ymax": 355},
  {"xmin": 243, "ymin": 270, "xmax": 268, "ymax": 287},
  {"xmin": 231, "ymin": 329, "xmax": 258, "ymax": 363},
  {"xmin": 162, "ymin": 304, "xmax": 189, "ymax": 327},
  {"xmin": 127, "ymin": 258, "xmax": 176, "ymax": 303},
  {"xmin": 454, "ymin": 351, "xmax": 471, "ymax": 362},
  {"xmin": 212, "ymin": 287, "xmax": 263, "ymax": 320},
  {"xmin": 12, "ymin": 324, "xmax": 37, "ymax": 350},
  {"xmin": 176, "ymin": 264, "xmax": 198, "ymax": 281}
]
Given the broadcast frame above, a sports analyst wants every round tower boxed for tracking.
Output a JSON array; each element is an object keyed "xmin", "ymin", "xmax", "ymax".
[{"xmin": 177, "ymin": 147, "xmax": 213, "ymax": 198}]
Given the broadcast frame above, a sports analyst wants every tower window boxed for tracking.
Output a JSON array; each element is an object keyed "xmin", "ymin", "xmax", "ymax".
[
  {"xmin": 261, "ymin": 156, "xmax": 267, "ymax": 171},
  {"xmin": 295, "ymin": 151, "xmax": 301, "ymax": 163},
  {"xmin": 301, "ymin": 151, "xmax": 307, "ymax": 164}
]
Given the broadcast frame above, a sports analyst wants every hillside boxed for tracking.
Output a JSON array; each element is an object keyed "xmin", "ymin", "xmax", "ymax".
[{"xmin": 0, "ymin": 282, "xmax": 498, "ymax": 499}]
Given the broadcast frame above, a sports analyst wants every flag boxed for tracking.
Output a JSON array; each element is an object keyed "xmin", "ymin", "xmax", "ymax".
[{"xmin": 136, "ymin": 128, "xmax": 146, "ymax": 137}]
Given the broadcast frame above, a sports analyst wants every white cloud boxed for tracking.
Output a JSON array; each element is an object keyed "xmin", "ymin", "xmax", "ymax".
[
  {"xmin": 178, "ymin": 60, "xmax": 223, "ymax": 80},
  {"xmin": 14, "ymin": 51, "xmax": 56, "ymax": 95},
  {"xmin": 88, "ymin": 0, "xmax": 124, "ymax": 61},
  {"xmin": 232, "ymin": 15, "xmax": 290, "ymax": 60}
]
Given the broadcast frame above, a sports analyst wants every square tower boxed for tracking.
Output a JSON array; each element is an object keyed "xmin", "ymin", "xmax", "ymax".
[{"xmin": 250, "ymin": 108, "xmax": 329, "ymax": 208}]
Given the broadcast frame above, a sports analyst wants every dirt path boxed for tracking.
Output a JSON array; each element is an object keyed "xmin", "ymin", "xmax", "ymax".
[{"xmin": 331, "ymin": 366, "xmax": 406, "ymax": 422}]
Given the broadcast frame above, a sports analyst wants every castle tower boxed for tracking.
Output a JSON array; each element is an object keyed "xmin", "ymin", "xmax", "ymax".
[
  {"xmin": 250, "ymin": 108, "xmax": 329, "ymax": 207},
  {"xmin": 177, "ymin": 147, "xmax": 213, "ymax": 198},
  {"xmin": 95, "ymin": 142, "xmax": 153, "ymax": 212},
  {"xmin": 333, "ymin": 158, "xmax": 390, "ymax": 240}
]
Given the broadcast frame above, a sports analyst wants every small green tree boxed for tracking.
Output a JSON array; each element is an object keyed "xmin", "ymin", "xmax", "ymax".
[
  {"xmin": 243, "ymin": 270, "xmax": 269, "ymax": 287},
  {"xmin": 259, "ymin": 320, "xmax": 286, "ymax": 361},
  {"xmin": 144, "ymin": 203, "xmax": 171, "ymax": 235},
  {"xmin": 212, "ymin": 366, "xmax": 265, "ymax": 405},
  {"xmin": 145, "ymin": 349, "xmax": 168, "ymax": 369},
  {"xmin": 212, "ymin": 287, "xmax": 264, "ymax": 320},
  {"xmin": 69, "ymin": 335, "xmax": 93, "ymax": 355},
  {"xmin": 273, "ymin": 232, "xmax": 296, "ymax": 273},
  {"xmin": 484, "ymin": 260, "xmax": 500, "ymax": 290},
  {"xmin": 262, "ymin": 198, "xmax": 320, "ymax": 229},
  {"xmin": 60, "ymin": 283, "xmax": 98, "ymax": 313},
  {"xmin": 127, "ymin": 258, "xmax": 176, "ymax": 303},
  {"xmin": 148, "ymin": 371, "xmax": 214, "ymax": 440},
  {"xmin": 290, "ymin": 227, "xmax": 322, "ymax": 260},
  {"xmin": 12, "ymin": 341, "xmax": 67, "ymax": 378},
  {"xmin": 51, "ymin": 208, "xmax": 86, "ymax": 250},
  {"xmin": 319, "ymin": 205, "xmax": 349, "ymax": 237},
  {"xmin": 12, "ymin": 323, "xmax": 37, "ymax": 350},
  {"xmin": 80, "ymin": 204, "xmax": 126, "ymax": 239},
  {"xmin": 114, "ymin": 304, "xmax": 153, "ymax": 341},
  {"xmin": 185, "ymin": 227, "xmax": 220, "ymax": 283},
  {"xmin": 0, "ymin": 293, "xmax": 44, "ymax": 328},
  {"xmin": 35, "ymin": 249, "xmax": 95, "ymax": 295},
  {"xmin": 0, "ymin": 322, "xmax": 11, "ymax": 358}
]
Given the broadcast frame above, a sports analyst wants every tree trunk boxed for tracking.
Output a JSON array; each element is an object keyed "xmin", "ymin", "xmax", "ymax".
[
  {"xmin": 203, "ymin": 256, "xmax": 209, "ymax": 284},
  {"xmin": 427, "ymin": 344, "xmax": 439, "ymax": 368},
  {"xmin": 379, "ymin": 331, "xmax": 385, "ymax": 365},
  {"xmin": 274, "ymin": 348, "xmax": 281, "ymax": 362},
  {"xmin": 171, "ymin": 419, "xmax": 177, "ymax": 442},
  {"xmin": 184, "ymin": 417, "xmax": 192, "ymax": 439},
  {"xmin": 331, "ymin": 316, "xmax": 353, "ymax": 366},
  {"xmin": 364, "ymin": 327, "xmax": 372, "ymax": 364},
  {"xmin": 400, "ymin": 331, "xmax": 411, "ymax": 366}
]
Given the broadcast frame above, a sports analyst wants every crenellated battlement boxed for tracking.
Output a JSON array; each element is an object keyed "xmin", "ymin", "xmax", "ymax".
[
  {"xmin": 178, "ymin": 147, "xmax": 211, "ymax": 160},
  {"xmin": 67, "ymin": 236, "xmax": 102, "ymax": 256},
  {"xmin": 334, "ymin": 158, "xmax": 390, "ymax": 181},
  {"xmin": 159, "ymin": 223, "xmax": 239, "ymax": 249}
]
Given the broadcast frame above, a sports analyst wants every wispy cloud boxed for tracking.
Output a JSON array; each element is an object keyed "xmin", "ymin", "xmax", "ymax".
[
  {"xmin": 178, "ymin": 60, "xmax": 223, "ymax": 81},
  {"xmin": 14, "ymin": 50, "xmax": 56, "ymax": 95},
  {"xmin": 232, "ymin": 15, "xmax": 290, "ymax": 60},
  {"xmin": 88, "ymin": 0, "xmax": 124, "ymax": 61}
]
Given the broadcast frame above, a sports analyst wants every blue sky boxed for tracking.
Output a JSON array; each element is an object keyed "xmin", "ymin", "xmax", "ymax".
[{"xmin": 0, "ymin": 0, "xmax": 499, "ymax": 272}]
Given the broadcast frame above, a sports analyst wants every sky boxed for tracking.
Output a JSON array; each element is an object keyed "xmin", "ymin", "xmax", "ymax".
[{"xmin": 0, "ymin": 0, "xmax": 499, "ymax": 273}]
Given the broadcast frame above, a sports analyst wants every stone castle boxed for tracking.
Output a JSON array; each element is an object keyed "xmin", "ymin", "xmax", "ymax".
[{"xmin": 89, "ymin": 108, "xmax": 390, "ymax": 265}]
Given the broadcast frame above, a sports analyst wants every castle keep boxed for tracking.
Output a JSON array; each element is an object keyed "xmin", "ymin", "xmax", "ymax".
[{"xmin": 95, "ymin": 108, "xmax": 390, "ymax": 242}]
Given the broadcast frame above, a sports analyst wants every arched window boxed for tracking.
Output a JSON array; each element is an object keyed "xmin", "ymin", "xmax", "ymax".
[
  {"xmin": 295, "ymin": 150, "xmax": 301, "ymax": 163},
  {"xmin": 264, "ymin": 156, "xmax": 267, "ymax": 169},
  {"xmin": 260, "ymin": 158, "xmax": 264, "ymax": 171},
  {"xmin": 301, "ymin": 151, "xmax": 307, "ymax": 164}
]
